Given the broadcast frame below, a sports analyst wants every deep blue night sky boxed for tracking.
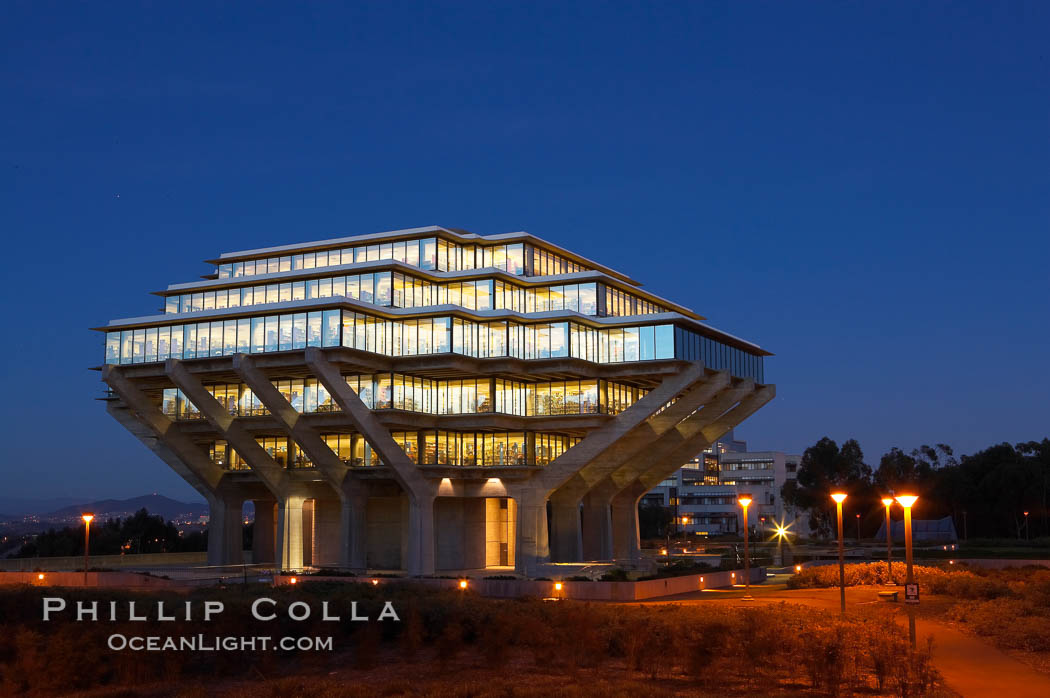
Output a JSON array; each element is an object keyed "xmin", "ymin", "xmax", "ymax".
[{"xmin": 2, "ymin": 2, "xmax": 1047, "ymax": 502}]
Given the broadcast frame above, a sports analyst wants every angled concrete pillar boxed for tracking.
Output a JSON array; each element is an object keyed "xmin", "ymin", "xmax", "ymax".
[
  {"xmin": 635, "ymin": 385, "xmax": 777, "ymax": 494},
  {"xmin": 252, "ymin": 499, "xmax": 277, "ymax": 564},
  {"xmin": 166, "ymin": 358, "xmax": 315, "ymax": 571},
  {"xmin": 102, "ymin": 366, "xmax": 224, "ymax": 496},
  {"xmin": 307, "ymin": 348, "xmax": 438, "ymax": 574},
  {"xmin": 102, "ymin": 366, "xmax": 241, "ymax": 566},
  {"xmin": 536, "ymin": 362, "xmax": 711, "ymax": 495},
  {"xmin": 233, "ymin": 353, "xmax": 365, "ymax": 570},
  {"xmin": 608, "ymin": 385, "xmax": 777, "ymax": 560},
  {"xmin": 166, "ymin": 359, "xmax": 292, "ymax": 496},
  {"xmin": 547, "ymin": 370, "xmax": 732, "ymax": 562},
  {"xmin": 554, "ymin": 370, "xmax": 731, "ymax": 496},
  {"xmin": 603, "ymin": 380, "xmax": 757, "ymax": 497}
]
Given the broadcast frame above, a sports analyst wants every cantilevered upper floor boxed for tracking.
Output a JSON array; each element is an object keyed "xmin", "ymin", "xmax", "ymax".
[{"xmin": 96, "ymin": 226, "xmax": 771, "ymax": 382}]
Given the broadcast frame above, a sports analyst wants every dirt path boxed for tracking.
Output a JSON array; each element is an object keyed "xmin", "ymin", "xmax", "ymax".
[{"xmin": 638, "ymin": 582, "xmax": 1050, "ymax": 698}]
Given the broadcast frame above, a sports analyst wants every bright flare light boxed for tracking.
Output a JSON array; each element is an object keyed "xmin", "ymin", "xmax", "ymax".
[
  {"xmin": 830, "ymin": 492, "xmax": 847, "ymax": 504},
  {"xmin": 895, "ymin": 495, "xmax": 918, "ymax": 508}
]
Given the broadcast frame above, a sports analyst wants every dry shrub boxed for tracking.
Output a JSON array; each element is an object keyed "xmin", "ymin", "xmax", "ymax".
[{"xmin": 788, "ymin": 561, "xmax": 1011, "ymax": 599}]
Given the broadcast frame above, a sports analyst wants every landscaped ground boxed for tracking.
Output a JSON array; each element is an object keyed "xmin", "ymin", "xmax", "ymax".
[
  {"xmin": 638, "ymin": 562, "xmax": 1050, "ymax": 697},
  {"xmin": 0, "ymin": 581, "xmax": 945, "ymax": 697}
]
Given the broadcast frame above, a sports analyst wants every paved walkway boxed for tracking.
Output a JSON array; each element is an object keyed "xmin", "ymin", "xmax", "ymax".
[{"xmin": 639, "ymin": 578, "xmax": 1050, "ymax": 698}]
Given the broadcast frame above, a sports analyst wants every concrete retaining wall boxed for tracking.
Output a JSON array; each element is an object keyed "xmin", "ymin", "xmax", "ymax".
[
  {"xmin": 0, "ymin": 552, "xmax": 208, "ymax": 572},
  {"xmin": 277, "ymin": 566, "xmax": 766, "ymax": 601},
  {"xmin": 0, "ymin": 571, "xmax": 184, "ymax": 588}
]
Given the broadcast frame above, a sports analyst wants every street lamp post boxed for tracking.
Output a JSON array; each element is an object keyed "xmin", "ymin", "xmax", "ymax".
[
  {"xmin": 831, "ymin": 493, "xmax": 848, "ymax": 614},
  {"xmin": 896, "ymin": 495, "xmax": 919, "ymax": 647},
  {"xmin": 81, "ymin": 513, "xmax": 95, "ymax": 586},
  {"xmin": 737, "ymin": 495, "xmax": 753, "ymax": 600},
  {"xmin": 881, "ymin": 497, "xmax": 894, "ymax": 585}
]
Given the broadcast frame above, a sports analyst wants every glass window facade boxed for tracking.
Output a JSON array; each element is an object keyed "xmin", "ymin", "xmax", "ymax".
[
  {"xmin": 108, "ymin": 308, "xmax": 763, "ymax": 380},
  {"xmin": 161, "ymin": 375, "xmax": 646, "ymax": 420},
  {"xmin": 216, "ymin": 238, "xmax": 540, "ymax": 280},
  {"xmin": 167, "ymin": 274, "xmax": 664, "ymax": 318}
]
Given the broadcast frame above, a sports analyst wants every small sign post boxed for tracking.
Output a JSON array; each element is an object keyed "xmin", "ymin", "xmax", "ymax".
[{"xmin": 904, "ymin": 582, "xmax": 920, "ymax": 604}]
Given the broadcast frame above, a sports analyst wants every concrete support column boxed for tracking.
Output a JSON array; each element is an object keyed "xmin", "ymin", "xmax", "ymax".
[
  {"xmin": 581, "ymin": 489, "xmax": 614, "ymax": 561},
  {"xmin": 312, "ymin": 498, "xmax": 343, "ymax": 568},
  {"xmin": 548, "ymin": 493, "xmax": 582, "ymax": 562},
  {"xmin": 406, "ymin": 494, "xmax": 435, "ymax": 577},
  {"xmin": 276, "ymin": 496, "xmax": 306, "ymax": 571},
  {"xmin": 514, "ymin": 492, "xmax": 550, "ymax": 576},
  {"xmin": 206, "ymin": 493, "xmax": 244, "ymax": 566},
  {"xmin": 252, "ymin": 500, "xmax": 276, "ymax": 564},
  {"xmin": 610, "ymin": 482, "xmax": 647, "ymax": 560},
  {"xmin": 340, "ymin": 485, "xmax": 368, "ymax": 571}
]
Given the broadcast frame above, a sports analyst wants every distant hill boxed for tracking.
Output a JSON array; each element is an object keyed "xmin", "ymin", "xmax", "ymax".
[
  {"xmin": 0, "ymin": 497, "xmax": 86, "ymax": 516},
  {"xmin": 46, "ymin": 494, "xmax": 208, "ymax": 521}
]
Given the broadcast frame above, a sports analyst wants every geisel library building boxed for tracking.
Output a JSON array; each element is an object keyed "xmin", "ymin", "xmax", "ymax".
[{"xmin": 96, "ymin": 226, "xmax": 774, "ymax": 576}]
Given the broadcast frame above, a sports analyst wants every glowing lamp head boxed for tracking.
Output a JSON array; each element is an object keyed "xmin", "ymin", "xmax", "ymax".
[
  {"xmin": 830, "ymin": 493, "xmax": 847, "ymax": 504},
  {"xmin": 895, "ymin": 495, "xmax": 918, "ymax": 508},
  {"xmin": 554, "ymin": 582, "xmax": 563, "ymax": 591},
  {"xmin": 81, "ymin": 513, "xmax": 95, "ymax": 524},
  {"xmin": 737, "ymin": 496, "xmax": 752, "ymax": 508},
  {"xmin": 881, "ymin": 497, "xmax": 894, "ymax": 507},
  {"xmin": 458, "ymin": 579, "xmax": 468, "ymax": 590}
]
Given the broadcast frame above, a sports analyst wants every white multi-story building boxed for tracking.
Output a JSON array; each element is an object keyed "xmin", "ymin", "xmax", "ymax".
[{"xmin": 644, "ymin": 432, "xmax": 802, "ymax": 537}]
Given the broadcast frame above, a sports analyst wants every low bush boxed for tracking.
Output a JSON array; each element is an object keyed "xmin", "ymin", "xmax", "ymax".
[
  {"xmin": 0, "ymin": 583, "xmax": 942, "ymax": 695},
  {"xmin": 787, "ymin": 561, "xmax": 1011, "ymax": 599}
]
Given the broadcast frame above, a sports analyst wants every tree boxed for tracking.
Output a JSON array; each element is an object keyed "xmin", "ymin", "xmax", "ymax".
[
  {"xmin": 638, "ymin": 499, "xmax": 673, "ymax": 540},
  {"xmin": 874, "ymin": 448, "xmax": 932, "ymax": 493},
  {"xmin": 782, "ymin": 437, "xmax": 872, "ymax": 538},
  {"xmin": 10, "ymin": 509, "xmax": 206, "ymax": 558}
]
